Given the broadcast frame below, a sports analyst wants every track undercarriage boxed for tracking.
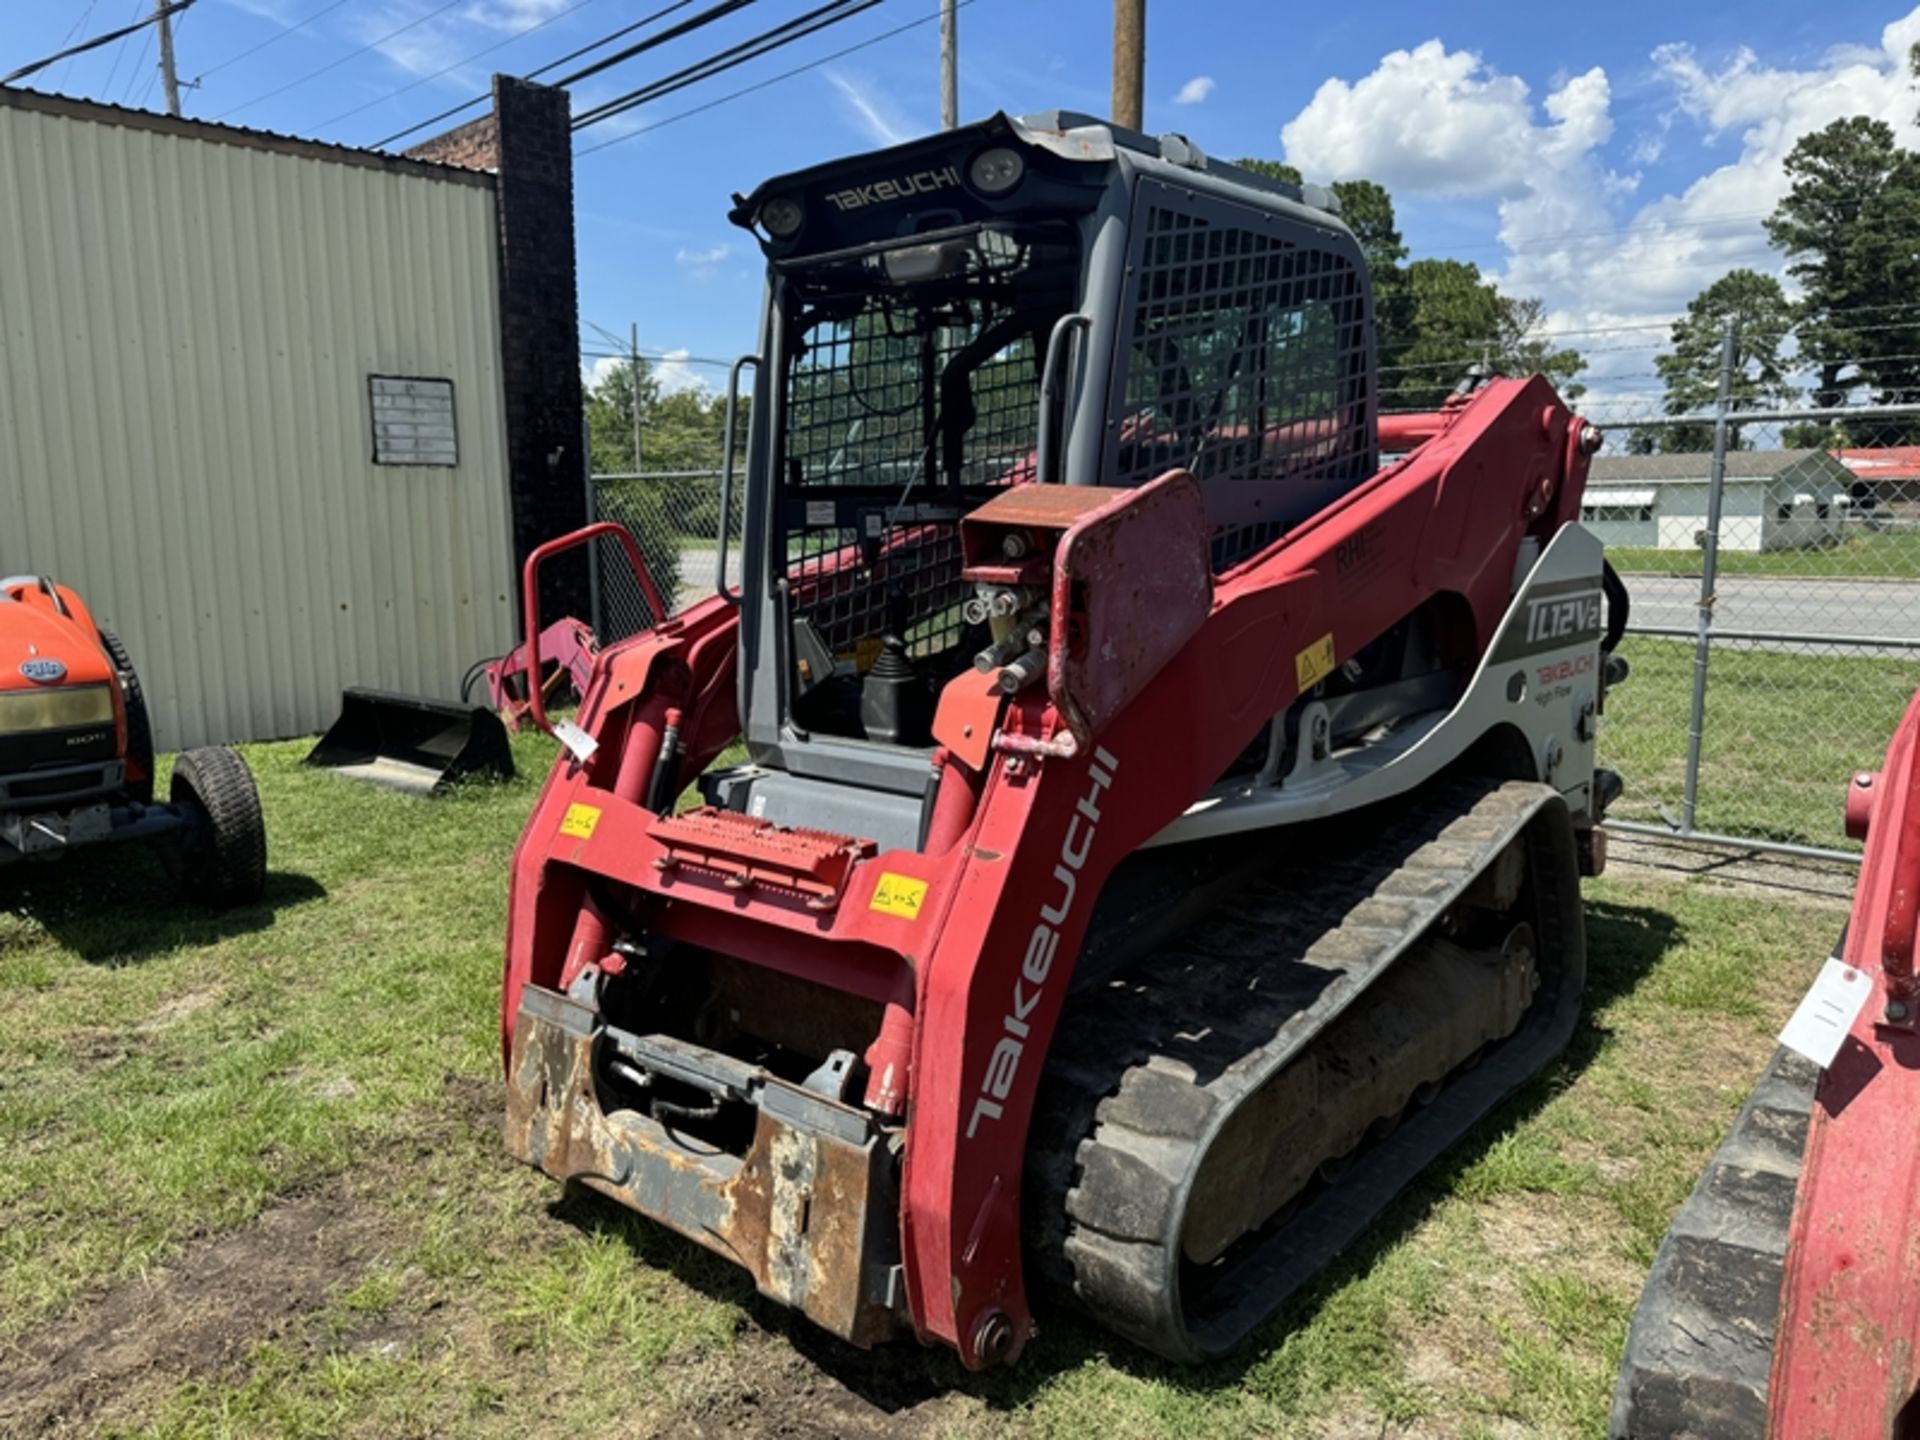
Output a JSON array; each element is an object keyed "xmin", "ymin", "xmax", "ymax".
[{"xmin": 1033, "ymin": 777, "xmax": 1585, "ymax": 1359}]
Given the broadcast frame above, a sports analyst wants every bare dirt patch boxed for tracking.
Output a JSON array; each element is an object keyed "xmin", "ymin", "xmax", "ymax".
[
  {"xmin": 0, "ymin": 1190, "xmax": 400, "ymax": 1436},
  {"xmin": 639, "ymin": 1322, "xmax": 998, "ymax": 1440}
]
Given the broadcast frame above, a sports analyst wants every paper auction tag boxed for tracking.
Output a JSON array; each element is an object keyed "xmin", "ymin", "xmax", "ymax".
[
  {"xmin": 552, "ymin": 718, "xmax": 599, "ymax": 764},
  {"xmin": 1779, "ymin": 956, "xmax": 1873, "ymax": 1069}
]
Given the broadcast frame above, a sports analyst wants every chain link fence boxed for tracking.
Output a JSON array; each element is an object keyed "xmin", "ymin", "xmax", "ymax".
[
  {"xmin": 582, "ymin": 319, "xmax": 1920, "ymax": 860},
  {"xmin": 585, "ymin": 464, "xmax": 742, "ymax": 640},
  {"xmin": 1575, "ymin": 322, "xmax": 1920, "ymax": 860}
]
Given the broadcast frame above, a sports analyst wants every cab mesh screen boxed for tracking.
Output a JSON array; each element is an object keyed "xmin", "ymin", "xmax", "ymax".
[
  {"xmin": 1114, "ymin": 196, "xmax": 1374, "ymax": 570},
  {"xmin": 781, "ymin": 268, "xmax": 1044, "ymax": 660}
]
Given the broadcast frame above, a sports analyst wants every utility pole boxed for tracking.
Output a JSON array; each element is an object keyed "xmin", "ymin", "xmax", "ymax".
[
  {"xmin": 1112, "ymin": 0, "xmax": 1144, "ymax": 131},
  {"xmin": 939, "ymin": 0, "xmax": 958, "ymax": 130},
  {"xmin": 153, "ymin": 0, "xmax": 182, "ymax": 116},
  {"xmin": 630, "ymin": 323, "xmax": 644, "ymax": 475}
]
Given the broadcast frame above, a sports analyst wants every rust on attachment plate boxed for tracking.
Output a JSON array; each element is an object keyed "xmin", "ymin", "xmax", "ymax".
[{"xmin": 505, "ymin": 985, "xmax": 906, "ymax": 1347}]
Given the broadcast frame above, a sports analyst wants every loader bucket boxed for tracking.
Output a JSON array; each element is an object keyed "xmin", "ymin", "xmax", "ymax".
[{"xmin": 306, "ymin": 688, "xmax": 514, "ymax": 796}]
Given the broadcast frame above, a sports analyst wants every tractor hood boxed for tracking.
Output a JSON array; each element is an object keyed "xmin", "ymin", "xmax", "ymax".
[{"xmin": 0, "ymin": 595, "xmax": 112, "ymax": 694}]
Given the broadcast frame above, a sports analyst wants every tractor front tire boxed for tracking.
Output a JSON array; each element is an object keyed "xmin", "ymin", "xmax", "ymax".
[
  {"xmin": 98, "ymin": 627, "xmax": 155, "ymax": 806},
  {"xmin": 170, "ymin": 747, "xmax": 267, "ymax": 907}
]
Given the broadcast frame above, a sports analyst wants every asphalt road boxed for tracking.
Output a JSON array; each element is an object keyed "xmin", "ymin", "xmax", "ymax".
[
  {"xmin": 673, "ymin": 545, "xmax": 740, "ymax": 605},
  {"xmin": 1622, "ymin": 574, "xmax": 1920, "ymax": 647}
]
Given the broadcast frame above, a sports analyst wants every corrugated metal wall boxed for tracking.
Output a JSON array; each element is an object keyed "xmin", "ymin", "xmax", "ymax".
[{"xmin": 0, "ymin": 96, "xmax": 516, "ymax": 749}]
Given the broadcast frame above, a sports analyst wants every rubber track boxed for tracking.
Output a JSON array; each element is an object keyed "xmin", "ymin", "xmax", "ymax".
[
  {"xmin": 1028, "ymin": 778, "xmax": 1585, "ymax": 1361},
  {"xmin": 1609, "ymin": 1046, "xmax": 1819, "ymax": 1439}
]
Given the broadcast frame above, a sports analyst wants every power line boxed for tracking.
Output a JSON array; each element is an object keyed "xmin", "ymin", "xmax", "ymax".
[
  {"xmin": 52, "ymin": 0, "xmax": 101, "ymax": 88},
  {"xmin": 2, "ymin": 0, "xmax": 194, "ymax": 87},
  {"xmin": 572, "ymin": 0, "xmax": 881, "ymax": 131},
  {"xmin": 369, "ymin": 0, "xmax": 759, "ymax": 150},
  {"xmin": 195, "ymin": 0, "xmax": 354, "ymax": 82},
  {"xmin": 314, "ymin": 0, "xmax": 605, "ymax": 134},
  {"xmin": 98, "ymin": 0, "xmax": 146, "ymax": 97},
  {"xmin": 214, "ymin": 0, "xmax": 470, "ymax": 122},
  {"xmin": 550, "ymin": 0, "xmax": 756, "ymax": 89},
  {"xmin": 369, "ymin": 0, "xmax": 701, "ymax": 148},
  {"xmin": 575, "ymin": 0, "xmax": 970, "ymax": 157},
  {"xmin": 528, "ymin": 0, "xmax": 698, "ymax": 78}
]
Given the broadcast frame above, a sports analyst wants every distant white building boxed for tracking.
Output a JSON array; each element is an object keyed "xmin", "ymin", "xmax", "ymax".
[{"xmin": 1582, "ymin": 451, "xmax": 1855, "ymax": 552}]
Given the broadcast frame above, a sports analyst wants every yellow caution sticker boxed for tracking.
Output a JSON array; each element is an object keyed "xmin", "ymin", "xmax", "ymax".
[
  {"xmin": 1296, "ymin": 633, "xmax": 1338, "ymax": 691},
  {"xmin": 869, "ymin": 871, "xmax": 930, "ymax": 921},
  {"xmin": 559, "ymin": 803, "xmax": 602, "ymax": 840}
]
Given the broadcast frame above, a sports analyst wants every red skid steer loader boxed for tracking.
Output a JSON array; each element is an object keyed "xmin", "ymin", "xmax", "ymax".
[
  {"xmin": 499, "ymin": 112, "xmax": 1627, "ymax": 1367},
  {"xmin": 1612, "ymin": 687, "xmax": 1920, "ymax": 1438}
]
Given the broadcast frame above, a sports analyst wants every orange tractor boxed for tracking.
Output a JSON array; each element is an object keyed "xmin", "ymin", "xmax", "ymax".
[{"xmin": 0, "ymin": 575, "xmax": 265, "ymax": 904}]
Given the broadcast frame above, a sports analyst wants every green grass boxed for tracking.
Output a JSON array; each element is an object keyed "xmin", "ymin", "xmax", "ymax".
[
  {"xmin": 1608, "ymin": 527, "xmax": 1920, "ymax": 579},
  {"xmin": 0, "ymin": 737, "xmax": 1851, "ymax": 1438},
  {"xmin": 1598, "ymin": 636, "xmax": 1920, "ymax": 846}
]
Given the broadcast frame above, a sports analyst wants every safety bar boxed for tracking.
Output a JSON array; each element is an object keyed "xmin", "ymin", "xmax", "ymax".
[
  {"xmin": 1037, "ymin": 313, "xmax": 1091, "ymax": 487},
  {"xmin": 520, "ymin": 522, "xmax": 666, "ymax": 737},
  {"xmin": 716, "ymin": 353, "xmax": 759, "ymax": 603}
]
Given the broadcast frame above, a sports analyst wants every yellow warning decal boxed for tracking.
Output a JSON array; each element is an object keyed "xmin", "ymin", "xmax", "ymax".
[
  {"xmin": 559, "ymin": 803, "xmax": 602, "ymax": 840},
  {"xmin": 869, "ymin": 872, "xmax": 930, "ymax": 921},
  {"xmin": 1296, "ymin": 633, "xmax": 1338, "ymax": 690}
]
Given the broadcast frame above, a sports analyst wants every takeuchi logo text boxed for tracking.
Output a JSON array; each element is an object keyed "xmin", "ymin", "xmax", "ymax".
[{"xmin": 823, "ymin": 166, "xmax": 963, "ymax": 213}]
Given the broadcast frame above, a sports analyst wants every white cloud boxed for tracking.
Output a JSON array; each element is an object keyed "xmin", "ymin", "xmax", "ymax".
[
  {"xmin": 222, "ymin": 0, "xmax": 304, "ymax": 20},
  {"xmin": 463, "ymin": 0, "xmax": 574, "ymax": 29},
  {"xmin": 822, "ymin": 68, "xmax": 918, "ymax": 148},
  {"xmin": 582, "ymin": 349, "xmax": 711, "ymax": 398},
  {"xmin": 1282, "ymin": 40, "xmax": 1593, "ymax": 199},
  {"xmin": 652, "ymin": 348, "xmax": 711, "ymax": 397},
  {"xmin": 675, "ymin": 244, "xmax": 731, "ymax": 281},
  {"xmin": 1274, "ymin": 11, "xmax": 1920, "ymax": 403},
  {"xmin": 1173, "ymin": 75, "xmax": 1215, "ymax": 105}
]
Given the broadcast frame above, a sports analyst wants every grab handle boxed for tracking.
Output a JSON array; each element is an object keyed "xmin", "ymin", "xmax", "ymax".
[
  {"xmin": 521, "ymin": 522, "xmax": 665, "ymax": 736},
  {"xmin": 717, "ymin": 353, "xmax": 760, "ymax": 602}
]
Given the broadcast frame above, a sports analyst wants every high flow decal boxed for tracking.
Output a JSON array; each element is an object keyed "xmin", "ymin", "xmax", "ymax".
[
  {"xmin": 966, "ymin": 745, "xmax": 1120, "ymax": 1140},
  {"xmin": 823, "ymin": 166, "xmax": 963, "ymax": 213}
]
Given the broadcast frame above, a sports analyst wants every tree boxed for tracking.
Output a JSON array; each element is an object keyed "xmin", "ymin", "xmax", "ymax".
[
  {"xmin": 1646, "ymin": 269, "xmax": 1797, "ymax": 451},
  {"xmin": 1383, "ymin": 260, "xmax": 1586, "ymax": 410},
  {"xmin": 585, "ymin": 357, "xmax": 658, "ymax": 475},
  {"xmin": 1765, "ymin": 117, "xmax": 1920, "ymax": 406}
]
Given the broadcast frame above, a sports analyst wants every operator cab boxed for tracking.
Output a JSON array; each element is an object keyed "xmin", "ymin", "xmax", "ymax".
[{"xmin": 705, "ymin": 112, "xmax": 1377, "ymax": 851}]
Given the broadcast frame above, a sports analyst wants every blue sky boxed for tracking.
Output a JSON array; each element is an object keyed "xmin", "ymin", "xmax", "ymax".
[{"xmin": 12, "ymin": 0, "xmax": 1920, "ymax": 406}]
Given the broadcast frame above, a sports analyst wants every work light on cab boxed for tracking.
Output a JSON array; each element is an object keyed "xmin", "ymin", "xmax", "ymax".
[{"xmin": 968, "ymin": 146, "xmax": 1025, "ymax": 195}]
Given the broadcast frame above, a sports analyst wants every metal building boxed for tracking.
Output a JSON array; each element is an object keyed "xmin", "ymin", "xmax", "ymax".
[
  {"xmin": 1583, "ymin": 451, "xmax": 1855, "ymax": 554},
  {"xmin": 0, "ymin": 89, "xmax": 521, "ymax": 749}
]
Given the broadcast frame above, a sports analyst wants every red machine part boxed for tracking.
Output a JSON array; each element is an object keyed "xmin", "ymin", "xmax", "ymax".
[
  {"xmin": 516, "ymin": 522, "xmax": 668, "ymax": 738},
  {"xmin": 488, "ymin": 618, "xmax": 599, "ymax": 734},
  {"xmin": 502, "ymin": 376, "xmax": 1595, "ymax": 1368},
  {"xmin": 1767, "ymin": 688, "xmax": 1920, "ymax": 1438}
]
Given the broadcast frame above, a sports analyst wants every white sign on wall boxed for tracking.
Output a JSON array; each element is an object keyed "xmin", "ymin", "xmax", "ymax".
[{"xmin": 370, "ymin": 375, "xmax": 458, "ymax": 467}]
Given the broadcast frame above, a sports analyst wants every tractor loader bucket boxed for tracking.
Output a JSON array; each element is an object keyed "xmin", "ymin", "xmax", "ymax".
[{"xmin": 306, "ymin": 688, "xmax": 514, "ymax": 795}]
